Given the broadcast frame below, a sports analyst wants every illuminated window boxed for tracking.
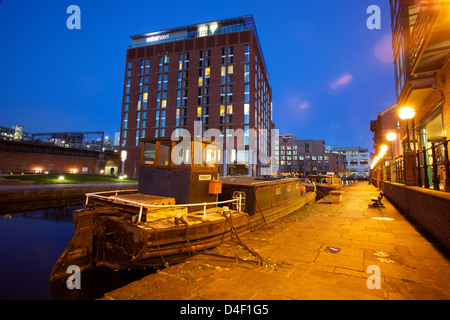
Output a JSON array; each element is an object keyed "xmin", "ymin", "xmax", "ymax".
[
  {"xmin": 228, "ymin": 65, "xmax": 233, "ymax": 74},
  {"xmin": 198, "ymin": 77, "xmax": 203, "ymax": 86},
  {"xmin": 145, "ymin": 59, "xmax": 150, "ymax": 74},
  {"xmin": 244, "ymin": 84, "xmax": 250, "ymax": 102},
  {"xmin": 220, "ymin": 105, "xmax": 225, "ymax": 115},
  {"xmin": 197, "ymin": 107, "xmax": 202, "ymax": 117},
  {"xmin": 227, "ymin": 105, "xmax": 233, "ymax": 114},
  {"xmin": 244, "ymin": 103, "xmax": 250, "ymax": 124},
  {"xmin": 205, "ymin": 67, "xmax": 210, "ymax": 78},
  {"xmin": 161, "ymin": 100, "xmax": 167, "ymax": 108},
  {"xmin": 244, "ymin": 64, "xmax": 250, "ymax": 82}
]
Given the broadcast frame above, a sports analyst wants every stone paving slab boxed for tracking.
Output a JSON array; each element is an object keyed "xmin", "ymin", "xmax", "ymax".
[{"xmin": 102, "ymin": 181, "xmax": 450, "ymax": 300}]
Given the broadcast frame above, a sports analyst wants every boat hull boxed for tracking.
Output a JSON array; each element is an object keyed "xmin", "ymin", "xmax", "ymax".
[{"xmin": 49, "ymin": 189, "xmax": 316, "ymax": 283}]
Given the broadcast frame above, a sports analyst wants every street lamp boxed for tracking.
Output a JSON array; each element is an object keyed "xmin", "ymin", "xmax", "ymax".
[
  {"xmin": 386, "ymin": 132, "xmax": 397, "ymax": 160},
  {"xmin": 398, "ymin": 106, "xmax": 415, "ymax": 150}
]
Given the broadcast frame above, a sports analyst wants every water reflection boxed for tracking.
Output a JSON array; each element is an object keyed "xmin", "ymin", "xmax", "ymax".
[
  {"xmin": 0, "ymin": 204, "xmax": 156, "ymax": 300},
  {"xmin": 49, "ymin": 268, "xmax": 158, "ymax": 300}
]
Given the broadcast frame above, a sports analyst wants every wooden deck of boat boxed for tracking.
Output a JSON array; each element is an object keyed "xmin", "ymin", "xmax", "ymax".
[{"xmin": 105, "ymin": 193, "xmax": 175, "ymax": 206}]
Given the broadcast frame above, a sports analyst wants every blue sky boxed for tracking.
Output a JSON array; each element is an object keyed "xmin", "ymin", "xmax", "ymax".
[{"xmin": 0, "ymin": 0, "xmax": 396, "ymax": 151}]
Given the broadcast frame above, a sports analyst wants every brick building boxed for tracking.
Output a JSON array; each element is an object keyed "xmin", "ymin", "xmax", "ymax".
[
  {"xmin": 277, "ymin": 135, "xmax": 346, "ymax": 177},
  {"xmin": 389, "ymin": 0, "xmax": 449, "ymax": 155},
  {"xmin": 369, "ymin": 1, "xmax": 450, "ymax": 250},
  {"xmin": 119, "ymin": 15, "xmax": 274, "ymax": 177},
  {"xmin": 371, "ymin": 1, "xmax": 450, "ymax": 187}
]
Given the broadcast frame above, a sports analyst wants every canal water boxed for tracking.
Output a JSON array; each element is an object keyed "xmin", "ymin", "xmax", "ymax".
[{"xmin": 0, "ymin": 204, "xmax": 156, "ymax": 300}]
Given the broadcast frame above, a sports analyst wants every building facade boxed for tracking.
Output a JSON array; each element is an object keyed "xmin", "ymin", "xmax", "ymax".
[
  {"xmin": 277, "ymin": 135, "xmax": 346, "ymax": 177},
  {"xmin": 389, "ymin": 0, "xmax": 449, "ymax": 156},
  {"xmin": 119, "ymin": 15, "xmax": 274, "ymax": 177},
  {"xmin": 326, "ymin": 146, "xmax": 370, "ymax": 178},
  {"xmin": 371, "ymin": 1, "xmax": 450, "ymax": 190}
]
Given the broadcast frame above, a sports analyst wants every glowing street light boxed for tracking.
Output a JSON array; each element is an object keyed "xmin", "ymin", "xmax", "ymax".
[
  {"xmin": 398, "ymin": 106, "xmax": 415, "ymax": 150},
  {"xmin": 386, "ymin": 132, "xmax": 397, "ymax": 159},
  {"xmin": 386, "ymin": 132, "xmax": 397, "ymax": 141},
  {"xmin": 398, "ymin": 106, "xmax": 415, "ymax": 120}
]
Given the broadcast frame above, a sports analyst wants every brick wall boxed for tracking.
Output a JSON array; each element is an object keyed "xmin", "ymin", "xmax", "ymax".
[
  {"xmin": 375, "ymin": 180, "xmax": 450, "ymax": 250},
  {"xmin": 0, "ymin": 150, "xmax": 97, "ymax": 173}
]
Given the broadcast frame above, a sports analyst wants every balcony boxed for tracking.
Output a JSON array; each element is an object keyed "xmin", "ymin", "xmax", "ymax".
[{"xmin": 409, "ymin": 0, "xmax": 450, "ymax": 75}]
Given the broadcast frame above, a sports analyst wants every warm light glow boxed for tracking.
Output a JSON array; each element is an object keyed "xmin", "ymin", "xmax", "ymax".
[
  {"xmin": 71, "ymin": 169, "xmax": 78, "ymax": 174},
  {"xmin": 380, "ymin": 145, "xmax": 388, "ymax": 153},
  {"xmin": 386, "ymin": 132, "xmax": 397, "ymax": 141},
  {"xmin": 398, "ymin": 106, "xmax": 415, "ymax": 120},
  {"xmin": 100, "ymin": 169, "xmax": 104, "ymax": 174},
  {"xmin": 34, "ymin": 168, "xmax": 43, "ymax": 173},
  {"xmin": 209, "ymin": 22, "xmax": 218, "ymax": 34},
  {"xmin": 121, "ymin": 150, "xmax": 127, "ymax": 161},
  {"xmin": 59, "ymin": 176, "xmax": 65, "ymax": 181}
]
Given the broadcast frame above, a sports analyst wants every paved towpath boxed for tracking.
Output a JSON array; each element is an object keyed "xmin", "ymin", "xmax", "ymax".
[{"xmin": 102, "ymin": 181, "xmax": 450, "ymax": 300}]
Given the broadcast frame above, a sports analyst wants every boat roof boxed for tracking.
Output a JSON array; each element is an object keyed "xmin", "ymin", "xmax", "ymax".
[{"xmin": 220, "ymin": 176, "xmax": 301, "ymax": 187}]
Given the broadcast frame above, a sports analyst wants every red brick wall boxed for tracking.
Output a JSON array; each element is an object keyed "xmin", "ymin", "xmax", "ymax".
[
  {"xmin": 0, "ymin": 150, "xmax": 97, "ymax": 173},
  {"xmin": 376, "ymin": 180, "xmax": 450, "ymax": 250}
]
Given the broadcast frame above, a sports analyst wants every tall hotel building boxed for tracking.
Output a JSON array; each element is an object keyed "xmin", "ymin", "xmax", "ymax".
[{"xmin": 119, "ymin": 15, "xmax": 274, "ymax": 177}]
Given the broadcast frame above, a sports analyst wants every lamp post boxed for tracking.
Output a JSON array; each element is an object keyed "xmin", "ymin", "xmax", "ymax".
[
  {"xmin": 386, "ymin": 132, "xmax": 397, "ymax": 160},
  {"xmin": 398, "ymin": 106, "xmax": 415, "ymax": 151}
]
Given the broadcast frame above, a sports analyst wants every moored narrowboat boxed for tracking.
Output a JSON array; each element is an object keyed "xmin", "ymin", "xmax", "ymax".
[{"xmin": 49, "ymin": 138, "xmax": 316, "ymax": 285}]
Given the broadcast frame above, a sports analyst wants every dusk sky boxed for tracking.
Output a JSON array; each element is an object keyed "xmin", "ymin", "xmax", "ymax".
[{"xmin": 0, "ymin": 0, "xmax": 396, "ymax": 151}]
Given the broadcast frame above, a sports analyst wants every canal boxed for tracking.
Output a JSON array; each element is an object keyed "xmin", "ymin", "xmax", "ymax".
[{"xmin": 0, "ymin": 202, "xmax": 156, "ymax": 300}]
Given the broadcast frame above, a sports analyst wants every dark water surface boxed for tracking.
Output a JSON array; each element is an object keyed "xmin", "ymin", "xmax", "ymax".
[{"xmin": 0, "ymin": 204, "xmax": 155, "ymax": 300}]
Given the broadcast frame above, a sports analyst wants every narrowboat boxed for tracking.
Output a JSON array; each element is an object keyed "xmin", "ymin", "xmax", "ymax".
[
  {"xmin": 49, "ymin": 138, "xmax": 316, "ymax": 285},
  {"xmin": 306, "ymin": 174, "xmax": 342, "ymax": 196}
]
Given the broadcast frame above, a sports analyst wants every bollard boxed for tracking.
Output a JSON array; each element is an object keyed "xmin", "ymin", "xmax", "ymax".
[{"xmin": 329, "ymin": 191, "xmax": 343, "ymax": 204}]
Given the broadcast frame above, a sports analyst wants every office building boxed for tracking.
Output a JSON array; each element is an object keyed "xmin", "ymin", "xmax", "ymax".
[
  {"xmin": 327, "ymin": 146, "xmax": 370, "ymax": 178},
  {"xmin": 277, "ymin": 135, "xmax": 346, "ymax": 177},
  {"xmin": 119, "ymin": 15, "xmax": 274, "ymax": 177}
]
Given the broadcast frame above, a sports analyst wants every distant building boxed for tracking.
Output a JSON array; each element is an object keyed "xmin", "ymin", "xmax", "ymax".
[
  {"xmin": 0, "ymin": 125, "xmax": 31, "ymax": 141},
  {"xmin": 327, "ymin": 146, "xmax": 370, "ymax": 178},
  {"xmin": 114, "ymin": 132, "xmax": 120, "ymax": 146},
  {"xmin": 370, "ymin": 103, "xmax": 401, "ymax": 161},
  {"xmin": 277, "ymin": 135, "xmax": 346, "ymax": 177}
]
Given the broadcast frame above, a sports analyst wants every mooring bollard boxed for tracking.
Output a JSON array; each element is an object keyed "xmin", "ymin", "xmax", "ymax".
[{"xmin": 329, "ymin": 191, "xmax": 343, "ymax": 204}]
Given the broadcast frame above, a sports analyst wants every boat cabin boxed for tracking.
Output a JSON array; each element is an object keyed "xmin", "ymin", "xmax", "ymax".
[
  {"xmin": 138, "ymin": 137, "xmax": 221, "ymax": 212},
  {"xmin": 306, "ymin": 175, "xmax": 341, "ymax": 186}
]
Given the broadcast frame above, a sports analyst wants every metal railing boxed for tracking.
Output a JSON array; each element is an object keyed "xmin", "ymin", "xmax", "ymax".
[
  {"xmin": 417, "ymin": 138, "xmax": 450, "ymax": 191},
  {"xmin": 84, "ymin": 189, "xmax": 242, "ymax": 223},
  {"xmin": 372, "ymin": 138, "xmax": 450, "ymax": 192}
]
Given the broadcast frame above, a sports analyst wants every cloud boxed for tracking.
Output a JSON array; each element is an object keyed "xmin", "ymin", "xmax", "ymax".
[
  {"xmin": 374, "ymin": 34, "xmax": 393, "ymax": 64},
  {"xmin": 287, "ymin": 94, "xmax": 311, "ymax": 113},
  {"xmin": 330, "ymin": 73, "xmax": 353, "ymax": 90}
]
